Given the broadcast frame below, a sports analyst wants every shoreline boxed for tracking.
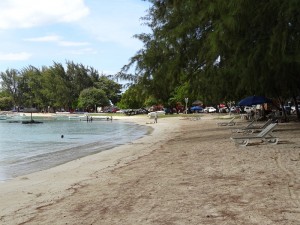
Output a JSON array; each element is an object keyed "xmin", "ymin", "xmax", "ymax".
[
  {"xmin": 0, "ymin": 114, "xmax": 151, "ymax": 181},
  {"xmin": 0, "ymin": 115, "xmax": 183, "ymax": 222},
  {"xmin": 0, "ymin": 114, "xmax": 173, "ymax": 183},
  {"xmin": 1, "ymin": 114, "xmax": 300, "ymax": 224}
]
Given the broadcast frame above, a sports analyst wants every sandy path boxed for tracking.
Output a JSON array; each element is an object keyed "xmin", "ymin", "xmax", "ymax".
[{"xmin": 0, "ymin": 115, "xmax": 300, "ymax": 224}]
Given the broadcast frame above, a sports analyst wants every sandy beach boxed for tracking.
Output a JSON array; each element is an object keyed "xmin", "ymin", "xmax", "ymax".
[{"xmin": 0, "ymin": 114, "xmax": 300, "ymax": 225}]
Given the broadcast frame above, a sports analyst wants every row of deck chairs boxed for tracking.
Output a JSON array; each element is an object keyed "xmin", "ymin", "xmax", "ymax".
[
  {"xmin": 217, "ymin": 117, "xmax": 279, "ymax": 147},
  {"xmin": 231, "ymin": 119, "xmax": 273, "ymax": 134}
]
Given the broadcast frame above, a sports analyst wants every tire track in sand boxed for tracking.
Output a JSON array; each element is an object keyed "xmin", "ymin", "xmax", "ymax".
[{"xmin": 274, "ymin": 150, "xmax": 300, "ymax": 209}]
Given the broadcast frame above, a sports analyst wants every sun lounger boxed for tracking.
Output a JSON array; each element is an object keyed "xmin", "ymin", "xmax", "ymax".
[
  {"xmin": 231, "ymin": 119, "xmax": 272, "ymax": 134},
  {"xmin": 217, "ymin": 117, "xmax": 236, "ymax": 126},
  {"xmin": 231, "ymin": 120, "xmax": 255, "ymax": 133},
  {"xmin": 230, "ymin": 123, "xmax": 279, "ymax": 146}
]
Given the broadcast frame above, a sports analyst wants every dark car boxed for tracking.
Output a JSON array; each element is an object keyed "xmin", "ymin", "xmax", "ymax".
[{"xmin": 103, "ymin": 107, "xmax": 119, "ymax": 113}]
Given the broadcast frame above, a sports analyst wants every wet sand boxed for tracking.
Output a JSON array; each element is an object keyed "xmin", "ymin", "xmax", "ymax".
[{"xmin": 0, "ymin": 114, "xmax": 300, "ymax": 224}]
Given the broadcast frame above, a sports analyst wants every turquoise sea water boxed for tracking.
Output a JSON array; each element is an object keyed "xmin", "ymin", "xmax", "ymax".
[{"xmin": 0, "ymin": 117, "xmax": 148, "ymax": 181}]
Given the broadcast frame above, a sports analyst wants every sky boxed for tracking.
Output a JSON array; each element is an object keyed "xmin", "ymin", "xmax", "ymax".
[{"xmin": 0, "ymin": 0, "xmax": 151, "ymax": 75}]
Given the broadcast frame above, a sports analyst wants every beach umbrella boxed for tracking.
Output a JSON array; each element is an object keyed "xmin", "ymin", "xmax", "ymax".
[
  {"xmin": 24, "ymin": 108, "xmax": 37, "ymax": 121},
  {"xmin": 238, "ymin": 96, "xmax": 272, "ymax": 106}
]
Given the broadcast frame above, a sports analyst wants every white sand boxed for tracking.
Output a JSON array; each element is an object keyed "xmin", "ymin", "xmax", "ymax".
[{"xmin": 0, "ymin": 114, "xmax": 300, "ymax": 224}]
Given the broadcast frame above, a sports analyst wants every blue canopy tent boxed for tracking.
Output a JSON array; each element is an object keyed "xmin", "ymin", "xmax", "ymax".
[
  {"xmin": 238, "ymin": 96, "xmax": 272, "ymax": 121},
  {"xmin": 238, "ymin": 96, "xmax": 272, "ymax": 106}
]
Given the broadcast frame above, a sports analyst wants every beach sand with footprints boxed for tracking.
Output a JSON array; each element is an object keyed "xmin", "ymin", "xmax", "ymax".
[{"xmin": 0, "ymin": 114, "xmax": 300, "ymax": 224}]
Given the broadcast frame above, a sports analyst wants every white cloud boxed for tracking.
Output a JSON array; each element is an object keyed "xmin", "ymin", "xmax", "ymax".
[
  {"xmin": 77, "ymin": 1, "xmax": 149, "ymax": 49},
  {"xmin": 59, "ymin": 41, "xmax": 89, "ymax": 47},
  {"xmin": 0, "ymin": 52, "xmax": 31, "ymax": 61},
  {"xmin": 63, "ymin": 48, "xmax": 97, "ymax": 55},
  {"xmin": 24, "ymin": 35, "xmax": 61, "ymax": 42},
  {"xmin": 24, "ymin": 35, "xmax": 90, "ymax": 48},
  {"xmin": 0, "ymin": 0, "xmax": 89, "ymax": 29},
  {"xmin": 80, "ymin": 15, "xmax": 144, "ymax": 49},
  {"xmin": 0, "ymin": 1, "xmax": 150, "ymax": 72}
]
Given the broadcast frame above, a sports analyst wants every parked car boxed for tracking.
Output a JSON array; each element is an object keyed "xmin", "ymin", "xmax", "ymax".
[
  {"xmin": 116, "ymin": 109, "xmax": 125, "ymax": 114},
  {"xmin": 291, "ymin": 106, "xmax": 300, "ymax": 114},
  {"xmin": 190, "ymin": 106, "xmax": 203, "ymax": 113},
  {"xmin": 229, "ymin": 106, "xmax": 240, "ymax": 113},
  {"xmin": 102, "ymin": 107, "xmax": 119, "ymax": 113},
  {"xmin": 219, "ymin": 107, "xmax": 229, "ymax": 113},
  {"xmin": 204, "ymin": 107, "xmax": 217, "ymax": 113},
  {"xmin": 123, "ymin": 108, "xmax": 149, "ymax": 116},
  {"xmin": 243, "ymin": 106, "xmax": 255, "ymax": 113}
]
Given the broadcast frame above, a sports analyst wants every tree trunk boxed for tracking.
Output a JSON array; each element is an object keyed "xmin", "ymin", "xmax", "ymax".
[{"xmin": 278, "ymin": 97, "xmax": 288, "ymax": 122}]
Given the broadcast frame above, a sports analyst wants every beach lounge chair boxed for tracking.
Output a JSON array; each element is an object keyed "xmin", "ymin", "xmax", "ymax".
[
  {"xmin": 230, "ymin": 123, "xmax": 279, "ymax": 146},
  {"xmin": 217, "ymin": 117, "xmax": 236, "ymax": 126},
  {"xmin": 231, "ymin": 119, "xmax": 272, "ymax": 134}
]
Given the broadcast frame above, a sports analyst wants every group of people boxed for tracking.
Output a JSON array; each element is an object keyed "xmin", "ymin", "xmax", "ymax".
[{"xmin": 86, "ymin": 115, "xmax": 93, "ymax": 122}]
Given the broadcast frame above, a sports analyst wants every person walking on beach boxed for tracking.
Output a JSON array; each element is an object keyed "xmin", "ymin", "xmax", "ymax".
[{"xmin": 154, "ymin": 112, "xmax": 158, "ymax": 123}]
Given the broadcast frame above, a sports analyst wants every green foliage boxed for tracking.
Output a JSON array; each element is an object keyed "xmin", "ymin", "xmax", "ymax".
[
  {"xmin": 144, "ymin": 96, "xmax": 158, "ymax": 107},
  {"xmin": 1, "ymin": 1, "xmax": 299, "ymax": 117},
  {"xmin": 0, "ymin": 69, "xmax": 20, "ymax": 106},
  {"xmin": 18, "ymin": 66, "xmax": 44, "ymax": 108},
  {"xmin": 0, "ymin": 62, "xmax": 121, "ymax": 111},
  {"xmin": 0, "ymin": 96, "xmax": 13, "ymax": 110},
  {"xmin": 78, "ymin": 88, "xmax": 110, "ymax": 111},
  {"xmin": 95, "ymin": 76, "xmax": 122, "ymax": 105},
  {"xmin": 169, "ymin": 82, "xmax": 189, "ymax": 104},
  {"xmin": 117, "ymin": 85, "xmax": 146, "ymax": 109},
  {"xmin": 40, "ymin": 63, "xmax": 71, "ymax": 109},
  {"xmin": 119, "ymin": 0, "xmax": 300, "ymax": 115}
]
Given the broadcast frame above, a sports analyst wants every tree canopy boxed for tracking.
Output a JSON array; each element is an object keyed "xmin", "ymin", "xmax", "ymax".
[
  {"xmin": 118, "ymin": 0, "xmax": 300, "ymax": 118},
  {"xmin": 1, "ymin": 1, "xmax": 299, "ymax": 119},
  {"xmin": 78, "ymin": 87, "xmax": 110, "ymax": 111},
  {"xmin": 0, "ymin": 61, "xmax": 121, "ymax": 112}
]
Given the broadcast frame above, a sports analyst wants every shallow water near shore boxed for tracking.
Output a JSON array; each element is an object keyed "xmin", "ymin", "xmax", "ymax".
[{"xmin": 0, "ymin": 118, "xmax": 148, "ymax": 181}]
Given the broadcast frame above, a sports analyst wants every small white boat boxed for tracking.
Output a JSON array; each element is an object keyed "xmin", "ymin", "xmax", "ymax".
[
  {"xmin": 68, "ymin": 115, "xmax": 86, "ymax": 120},
  {"xmin": 88, "ymin": 115, "xmax": 112, "ymax": 121}
]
